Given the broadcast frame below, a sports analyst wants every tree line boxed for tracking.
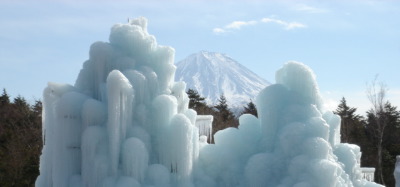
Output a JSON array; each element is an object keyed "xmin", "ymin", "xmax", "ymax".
[
  {"xmin": 336, "ymin": 97, "xmax": 399, "ymax": 186},
  {"xmin": 0, "ymin": 86, "xmax": 398, "ymax": 186},
  {"xmin": 335, "ymin": 79, "xmax": 400, "ymax": 187},
  {"xmin": 186, "ymin": 89, "xmax": 257, "ymax": 142},
  {"xmin": 0, "ymin": 89, "xmax": 42, "ymax": 187}
]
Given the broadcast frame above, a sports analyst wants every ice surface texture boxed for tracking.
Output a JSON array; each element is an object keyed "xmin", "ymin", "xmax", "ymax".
[
  {"xmin": 395, "ymin": 156, "xmax": 400, "ymax": 187},
  {"xmin": 36, "ymin": 17, "xmax": 382, "ymax": 187}
]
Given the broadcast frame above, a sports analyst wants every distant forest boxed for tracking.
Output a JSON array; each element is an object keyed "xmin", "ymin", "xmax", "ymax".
[{"xmin": 0, "ymin": 88, "xmax": 399, "ymax": 186}]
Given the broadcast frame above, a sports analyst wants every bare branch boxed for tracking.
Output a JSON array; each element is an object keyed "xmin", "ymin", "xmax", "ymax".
[
  {"xmin": 365, "ymin": 75, "xmax": 389, "ymax": 185},
  {"xmin": 366, "ymin": 75, "xmax": 388, "ymax": 116}
]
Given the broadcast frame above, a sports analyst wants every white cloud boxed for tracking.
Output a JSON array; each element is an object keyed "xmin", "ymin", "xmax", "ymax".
[
  {"xmin": 213, "ymin": 20, "xmax": 258, "ymax": 34},
  {"xmin": 261, "ymin": 18, "xmax": 307, "ymax": 30},
  {"xmin": 322, "ymin": 97, "xmax": 339, "ymax": 112},
  {"xmin": 213, "ymin": 17, "xmax": 306, "ymax": 34},
  {"xmin": 212, "ymin": 28, "xmax": 226, "ymax": 34},
  {"xmin": 293, "ymin": 4, "xmax": 328, "ymax": 14},
  {"xmin": 286, "ymin": 22, "xmax": 307, "ymax": 30},
  {"xmin": 225, "ymin": 20, "xmax": 257, "ymax": 29}
]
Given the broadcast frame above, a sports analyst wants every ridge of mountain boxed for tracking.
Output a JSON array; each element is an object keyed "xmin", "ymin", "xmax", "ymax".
[{"xmin": 175, "ymin": 51, "xmax": 270, "ymax": 109}]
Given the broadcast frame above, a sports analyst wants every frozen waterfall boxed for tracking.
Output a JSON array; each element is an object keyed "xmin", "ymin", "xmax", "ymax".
[{"xmin": 35, "ymin": 17, "xmax": 382, "ymax": 187}]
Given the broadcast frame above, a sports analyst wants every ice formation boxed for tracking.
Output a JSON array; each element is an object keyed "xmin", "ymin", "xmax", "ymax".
[
  {"xmin": 195, "ymin": 115, "xmax": 213, "ymax": 142},
  {"xmin": 395, "ymin": 156, "xmax": 400, "ymax": 187},
  {"xmin": 36, "ymin": 17, "xmax": 382, "ymax": 187}
]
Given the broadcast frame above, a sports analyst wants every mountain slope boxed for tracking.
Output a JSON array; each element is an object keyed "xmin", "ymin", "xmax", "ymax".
[{"xmin": 175, "ymin": 51, "xmax": 270, "ymax": 108}]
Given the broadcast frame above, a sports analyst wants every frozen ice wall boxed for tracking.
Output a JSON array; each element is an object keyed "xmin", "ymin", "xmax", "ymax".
[
  {"xmin": 36, "ymin": 17, "xmax": 382, "ymax": 187},
  {"xmin": 196, "ymin": 62, "xmax": 382, "ymax": 187},
  {"xmin": 395, "ymin": 156, "xmax": 400, "ymax": 187},
  {"xmin": 36, "ymin": 17, "xmax": 200, "ymax": 187}
]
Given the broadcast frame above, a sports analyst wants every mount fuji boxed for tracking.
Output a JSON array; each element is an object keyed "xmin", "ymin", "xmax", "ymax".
[{"xmin": 175, "ymin": 51, "xmax": 270, "ymax": 109}]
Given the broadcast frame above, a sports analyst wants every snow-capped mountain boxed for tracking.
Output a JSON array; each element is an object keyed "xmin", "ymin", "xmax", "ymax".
[{"xmin": 175, "ymin": 51, "xmax": 270, "ymax": 109}]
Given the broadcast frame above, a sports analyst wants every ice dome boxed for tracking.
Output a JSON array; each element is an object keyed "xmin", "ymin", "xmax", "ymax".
[{"xmin": 35, "ymin": 17, "xmax": 382, "ymax": 187}]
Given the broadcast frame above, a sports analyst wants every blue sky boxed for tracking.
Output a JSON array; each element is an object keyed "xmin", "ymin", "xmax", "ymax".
[{"xmin": 0, "ymin": 0, "xmax": 399, "ymax": 115}]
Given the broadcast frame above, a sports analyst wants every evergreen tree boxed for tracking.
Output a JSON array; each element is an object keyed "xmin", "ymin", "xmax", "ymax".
[
  {"xmin": 0, "ymin": 93, "xmax": 42, "ymax": 186},
  {"xmin": 366, "ymin": 101, "xmax": 400, "ymax": 186},
  {"xmin": 334, "ymin": 97, "xmax": 364, "ymax": 143},
  {"xmin": 186, "ymin": 89, "xmax": 212, "ymax": 115},
  {"xmin": 214, "ymin": 94, "xmax": 234, "ymax": 122},
  {"xmin": 13, "ymin": 95, "xmax": 30, "ymax": 115},
  {"xmin": 382, "ymin": 102, "xmax": 400, "ymax": 129},
  {"xmin": 242, "ymin": 100, "xmax": 258, "ymax": 117},
  {"xmin": 32, "ymin": 100, "xmax": 42, "ymax": 117},
  {"xmin": 381, "ymin": 102, "xmax": 400, "ymax": 186},
  {"xmin": 186, "ymin": 90, "xmax": 239, "ymax": 143},
  {"xmin": 211, "ymin": 94, "xmax": 238, "ymax": 142},
  {"xmin": 187, "ymin": 89, "xmax": 206, "ymax": 109},
  {"xmin": 0, "ymin": 89, "xmax": 10, "ymax": 105}
]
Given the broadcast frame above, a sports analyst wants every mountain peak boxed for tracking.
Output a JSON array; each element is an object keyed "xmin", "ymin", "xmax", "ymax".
[
  {"xmin": 199, "ymin": 50, "xmax": 217, "ymax": 55},
  {"xmin": 175, "ymin": 51, "xmax": 270, "ymax": 109},
  {"xmin": 196, "ymin": 51, "xmax": 223, "ymax": 63}
]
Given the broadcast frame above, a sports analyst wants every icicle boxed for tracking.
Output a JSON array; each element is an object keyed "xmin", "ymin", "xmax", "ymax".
[
  {"xmin": 195, "ymin": 115, "xmax": 213, "ymax": 142},
  {"xmin": 106, "ymin": 70, "xmax": 134, "ymax": 175}
]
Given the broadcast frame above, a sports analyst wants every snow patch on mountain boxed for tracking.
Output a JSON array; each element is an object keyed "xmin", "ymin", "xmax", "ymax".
[{"xmin": 175, "ymin": 51, "xmax": 270, "ymax": 109}]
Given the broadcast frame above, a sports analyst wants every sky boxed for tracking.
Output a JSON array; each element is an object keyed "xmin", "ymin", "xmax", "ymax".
[{"xmin": 0, "ymin": 0, "xmax": 399, "ymax": 115}]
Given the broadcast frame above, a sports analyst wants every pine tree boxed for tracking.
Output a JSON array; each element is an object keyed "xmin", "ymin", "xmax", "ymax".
[
  {"xmin": 214, "ymin": 94, "xmax": 234, "ymax": 122},
  {"xmin": 0, "ymin": 89, "xmax": 11, "ymax": 130},
  {"xmin": 242, "ymin": 100, "xmax": 258, "ymax": 117},
  {"xmin": 0, "ymin": 88, "xmax": 10, "ymax": 106},
  {"xmin": 382, "ymin": 102, "xmax": 400, "ymax": 187},
  {"xmin": 382, "ymin": 102, "xmax": 400, "ymax": 129},
  {"xmin": 211, "ymin": 94, "xmax": 238, "ymax": 141},
  {"xmin": 13, "ymin": 95, "xmax": 30, "ymax": 114},
  {"xmin": 186, "ymin": 89, "xmax": 213, "ymax": 115},
  {"xmin": 0, "ymin": 93, "xmax": 42, "ymax": 186},
  {"xmin": 187, "ymin": 89, "xmax": 206, "ymax": 109},
  {"xmin": 32, "ymin": 100, "xmax": 42, "ymax": 116},
  {"xmin": 334, "ymin": 97, "xmax": 363, "ymax": 143}
]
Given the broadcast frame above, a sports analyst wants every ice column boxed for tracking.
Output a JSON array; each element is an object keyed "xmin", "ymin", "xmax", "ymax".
[
  {"xmin": 36, "ymin": 17, "xmax": 200, "ymax": 187},
  {"xmin": 195, "ymin": 115, "xmax": 213, "ymax": 141},
  {"xmin": 106, "ymin": 70, "xmax": 134, "ymax": 175},
  {"xmin": 395, "ymin": 155, "xmax": 400, "ymax": 187}
]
